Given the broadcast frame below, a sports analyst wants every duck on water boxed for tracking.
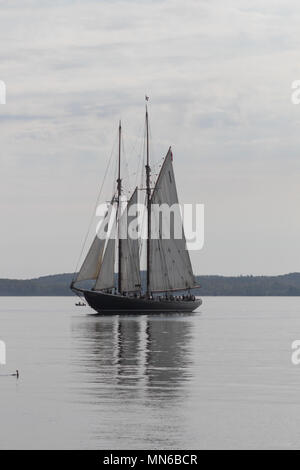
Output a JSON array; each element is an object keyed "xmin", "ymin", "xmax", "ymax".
[{"xmin": 0, "ymin": 370, "xmax": 19, "ymax": 378}]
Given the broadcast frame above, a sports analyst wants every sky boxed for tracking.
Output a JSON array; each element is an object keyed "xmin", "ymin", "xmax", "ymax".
[{"xmin": 1, "ymin": 0, "xmax": 300, "ymax": 278}]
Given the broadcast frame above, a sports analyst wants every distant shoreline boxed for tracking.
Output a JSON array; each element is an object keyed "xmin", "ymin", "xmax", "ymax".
[{"xmin": 1, "ymin": 272, "xmax": 300, "ymax": 296}]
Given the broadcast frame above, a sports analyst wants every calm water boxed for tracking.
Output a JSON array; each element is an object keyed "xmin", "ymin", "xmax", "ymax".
[{"xmin": 0, "ymin": 296, "xmax": 300, "ymax": 449}]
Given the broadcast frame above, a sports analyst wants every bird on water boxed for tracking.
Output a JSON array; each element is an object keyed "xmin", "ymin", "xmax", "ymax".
[{"xmin": 0, "ymin": 370, "xmax": 19, "ymax": 378}]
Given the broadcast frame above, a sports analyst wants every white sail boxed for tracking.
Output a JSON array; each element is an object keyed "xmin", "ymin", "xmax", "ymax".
[
  {"xmin": 75, "ymin": 235, "xmax": 105, "ymax": 282},
  {"xmin": 149, "ymin": 148, "xmax": 195, "ymax": 292},
  {"xmin": 120, "ymin": 188, "xmax": 141, "ymax": 292},
  {"xmin": 75, "ymin": 198, "xmax": 114, "ymax": 283},
  {"xmin": 94, "ymin": 234, "xmax": 116, "ymax": 291}
]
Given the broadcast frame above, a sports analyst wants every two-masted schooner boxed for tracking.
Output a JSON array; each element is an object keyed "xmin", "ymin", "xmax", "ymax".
[{"xmin": 71, "ymin": 104, "xmax": 202, "ymax": 313}]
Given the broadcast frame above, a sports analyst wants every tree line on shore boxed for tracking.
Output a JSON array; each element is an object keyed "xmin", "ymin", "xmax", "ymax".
[{"xmin": 1, "ymin": 272, "xmax": 300, "ymax": 296}]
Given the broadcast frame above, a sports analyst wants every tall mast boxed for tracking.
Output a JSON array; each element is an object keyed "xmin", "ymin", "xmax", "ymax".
[
  {"xmin": 145, "ymin": 100, "xmax": 151, "ymax": 297},
  {"xmin": 117, "ymin": 120, "xmax": 122, "ymax": 294}
]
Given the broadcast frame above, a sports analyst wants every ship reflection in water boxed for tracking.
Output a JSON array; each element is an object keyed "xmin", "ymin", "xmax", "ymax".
[
  {"xmin": 71, "ymin": 312, "xmax": 196, "ymax": 448},
  {"xmin": 72, "ymin": 313, "xmax": 194, "ymax": 395}
]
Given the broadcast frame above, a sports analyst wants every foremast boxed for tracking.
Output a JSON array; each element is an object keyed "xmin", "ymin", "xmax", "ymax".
[
  {"xmin": 145, "ymin": 101, "xmax": 151, "ymax": 298},
  {"xmin": 117, "ymin": 120, "xmax": 122, "ymax": 294}
]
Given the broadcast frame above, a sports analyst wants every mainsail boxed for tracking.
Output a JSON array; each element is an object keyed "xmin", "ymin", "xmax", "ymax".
[
  {"xmin": 120, "ymin": 188, "xmax": 141, "ymax": 292},
  {"xmin": 149, "ymin": 148, "xmax": 195, "ymax": 292}
]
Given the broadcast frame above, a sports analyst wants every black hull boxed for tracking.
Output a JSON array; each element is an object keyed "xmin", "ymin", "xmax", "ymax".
[{"xmin": 81, "ymin": 290, "xmax": 202, "ymax": 314}]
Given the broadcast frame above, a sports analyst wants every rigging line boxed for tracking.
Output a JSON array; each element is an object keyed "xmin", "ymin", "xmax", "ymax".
[
  {"xmin": 121, "ymin": 136, "xmax": 132, "ymax": 197},
  {"xmin": 138, "ymin": 189, "xmax": 147, "ymax": 259},
  {"xmin": 72, "ymin": 129, "xmax": 119, "ymax": 283},
  {"xmin": 135, "ymin": 119, "xmax": 147, "ymax": 189},
  {"xmin": 135, "ymin": 115, "xmax": 149, "ymax": 283},
  {"xmin": 124, "ymin": 120, "xmax": 144, "ymax": 187},
  {"xmin": 147, "ymin": 117, "xmax": 160, "ymax": 185},
  {"xmin": 135, "ymin": 138, "xmax": 144, "ymax": 189},
  {"xmin": 121, "ymin": 120, "xmax": 145, "ymax": 198},
  {"xmin": 124, "ymin": 119, "xmax": 144, "ymax": 167},
  {"xmin": 124, "ymin": 192, "xmax": 138, "ymax": 273},
  {"xmin": 112, "ymin": 136, "xmax": 119, "ymax": 199},
  {"xmin": 138, "ymin": 123, "xmax": 148, "ymax": 260},
  {"xmin": 131, "ymin": 206, "xmax": 142, "ymax": 289},
  {"xmin": 141, "ymin": 120, "xmax": 147, "ymax": 182}
]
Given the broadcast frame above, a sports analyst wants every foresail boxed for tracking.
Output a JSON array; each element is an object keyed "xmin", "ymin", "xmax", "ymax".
[
  {"xmin": 94, "ymin": 224, "xmax": 116, "ymax": 291},
  {"xmin": 149, "ymin": 148, "xmax": 195, "ymax": 292},
  {"xmin": 74, "ymin": 197, "xmax": 114, "ymax": 284},
  {"xmin": 75, "ymin": 235, "xmax": 105, "ymax": 283},
  {"xmin": 120, "ymin": 188, "xmax": 141, "ymax": 292}
]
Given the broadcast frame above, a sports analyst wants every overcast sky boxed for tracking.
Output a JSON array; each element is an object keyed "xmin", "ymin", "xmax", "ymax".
[{"xmin": 1, "ymin": 0, "xmax": 300, "ymax": 278}]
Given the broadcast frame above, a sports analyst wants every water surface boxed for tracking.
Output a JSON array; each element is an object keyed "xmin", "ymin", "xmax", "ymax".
[{"xmin": 0, "ymin": 296, "xmax": 299, "ymax": 449}]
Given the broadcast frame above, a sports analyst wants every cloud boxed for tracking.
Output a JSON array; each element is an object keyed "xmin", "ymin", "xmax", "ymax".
[{"xmin": 0, "ymin": 0, "xmax": 300, "ymax": 277}]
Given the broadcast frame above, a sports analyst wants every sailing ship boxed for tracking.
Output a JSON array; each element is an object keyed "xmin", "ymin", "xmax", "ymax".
[{"xmin": 71, "ymin": 103, "xmax": 202, "ymax": 313}]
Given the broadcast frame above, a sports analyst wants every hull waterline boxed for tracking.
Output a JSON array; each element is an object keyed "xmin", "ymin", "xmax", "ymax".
[{"xmin": 80, "ymin": 290, "xmax": 202, "ymax": 314}]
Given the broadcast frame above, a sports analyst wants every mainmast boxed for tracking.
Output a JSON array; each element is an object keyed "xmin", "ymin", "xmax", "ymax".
[
  {"xmin": 145, "ymin": 99, "xmax": 151, "ymax": 298},
  {"xmin": 117, "ymin": 120, "xmax": 122, "ymax": 294}
]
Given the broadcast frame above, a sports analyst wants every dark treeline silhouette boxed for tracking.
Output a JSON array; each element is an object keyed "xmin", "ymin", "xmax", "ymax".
[{"xmin": 1, "ymin": 272, "xmax": 300, "ymax": 296}]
